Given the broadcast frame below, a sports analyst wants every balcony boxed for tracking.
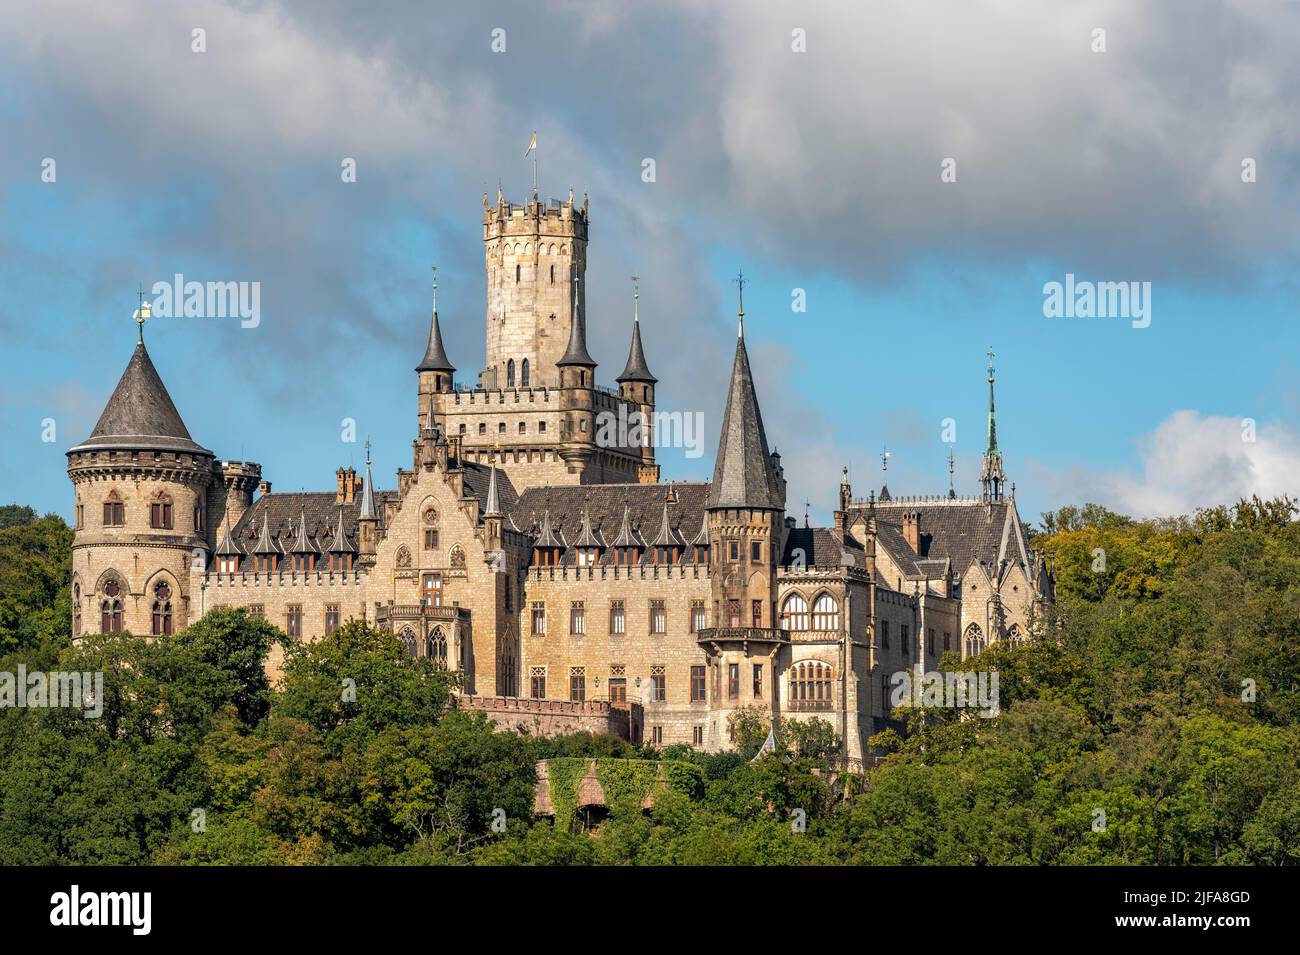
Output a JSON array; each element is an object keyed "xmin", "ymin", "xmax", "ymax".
[
  {"xmin": 375, "ymin": 603, "xmax": 470, "ymax": 626},
  {"xmin": 696, "ymin": 626, "xmax": 790, "ymax": 646}
]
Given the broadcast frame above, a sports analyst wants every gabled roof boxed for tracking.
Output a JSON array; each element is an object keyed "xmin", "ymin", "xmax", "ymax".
[
  {"xmin": 861, "ymin": 498, "xmax": 1030, "ymax": 580},
  {"xmin": 706, "ymin": 333, "xmax": 780, "ymax": 510},
  {"xmin": 71, "ymin": 340, "xmax": 211, "ymax": 456}
]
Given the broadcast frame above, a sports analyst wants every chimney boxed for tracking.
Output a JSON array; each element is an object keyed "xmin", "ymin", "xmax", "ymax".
[
  {"xmin": 336, "ymin": 467, "xmax": 347, "ymax": 504},
  {"xmin": 257, "ymin": 479, "xmax": 272, "ymax": 497},
  {"xmin": 902, "ymin": 510, "xmax": 920, "ymax": 554},
  {"xmin": 637, "ymin": 463, "xmax": 660, "ymax": 485}
]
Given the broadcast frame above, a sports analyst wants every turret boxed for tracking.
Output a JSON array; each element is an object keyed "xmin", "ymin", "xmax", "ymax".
[
  {"xmin": 980, "ymin": 347, "xmax": 1007, "ymax": 503},
  {"xmin": 66, "ymin": 303, "xmax": 214, "ymax": 638},
  {"xmin": 617, "ymin": 276, "xmax": 659, "ymax": 483},
  {"xmin": 557, "ymin": 270, "xmax": 597, "ymax": 479},
  {"xmin": 356, "ymin": 442, "xmax": 379, "ymax": 562}
]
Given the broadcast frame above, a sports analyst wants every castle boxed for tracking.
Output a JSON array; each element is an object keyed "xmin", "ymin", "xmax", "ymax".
[{"xmin": 66, "ymin": 188, "xmax": 1054, "ymax": 764}]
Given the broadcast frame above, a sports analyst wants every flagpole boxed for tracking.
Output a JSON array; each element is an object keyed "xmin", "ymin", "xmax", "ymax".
[{"xmin": 532, "ymin": 131, "xmax": 538, "ymax": 197}]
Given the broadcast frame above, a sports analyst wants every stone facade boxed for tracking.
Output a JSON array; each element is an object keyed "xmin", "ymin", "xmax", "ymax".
[{"xmin": 68, "ymin": 190, "xmax": 1053, "ymax": 765}]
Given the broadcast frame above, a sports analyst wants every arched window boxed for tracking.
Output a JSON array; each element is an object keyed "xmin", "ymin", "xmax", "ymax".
[
  {"xmin": 478, "ymin": 423, "xmax": 486, "ymax": 435},
  {"xmin": 963, "ymin": 623, "xmax": 985, "ymax": 658},
  {"xmin": 426, "ymin": 627, "xmax": 448, "ymax": 663},
  {"xmin": 151, "ymin": 580, "xmax": 173, "ymax": 636},
  {"xmin": 549, "ymin": 264, "xmax": 554, "ymax": 284},
  {"xmin": 790, "ymin": 662, "xmax": 833, "ymax": 708},
  {"xmin": 73, "ymin": 583, "xmax": 81, "ymax": 636},
  {"xmin": 811, "ymin": 593, "xmax": 839, "ymax": 631},
  {"xmin": 780, "ymin": 593, "xmax": 809, "ymax": 631},
  {"xmin": 521, "ymin": 359, "xmax": 529, "ymax": 386},
  {"xmin": 516, "ymin": 264, "xmax": 521, "ymax": 283},
  {"xmin": 507, "ymin": 359, "xmax": 515, "ymax": 387},
  {"xmin": 1006, "ymin": 624, "xmax": 1025, "ymax": 647},
  {"xmin": 399, "ymin": 627, "xmax": 417, "ymax": 658},
  {"xmin": 100, "ymin": 577, "xmax": 123, "ymax": 633}
]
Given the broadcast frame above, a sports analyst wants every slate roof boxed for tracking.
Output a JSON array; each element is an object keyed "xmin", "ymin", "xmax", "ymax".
[
  {"xmin": 416, "ymin": 310, "xmax": 455, "ymax": 373},
  {"xmin": 860, "ymin": 499, "xmax": 1031, "ymax": 581},
  {"xmin": 227, "ymin": 491, "xmax": 393, "ymax": 567},
  {"xmin": 511, "ymin": 482, "xmax": 709, "ymax": 566},
  {"xmin": 705, "ymin": 335, "xmax": 781, "ymax": 510},
  {"xmin": 71, "ymin": 340, "xmax": 212, "ymax": 456},
  {"xmin": 460, "ymin": 460, "xmax": 519, "ymax": 514},
  {"xmin": 617, "ymin": 317, "xmax": 656, "ymax": 384},
  {"xmin": 780, "ymin": 527, "xmax": 865, "ymax": 569}
]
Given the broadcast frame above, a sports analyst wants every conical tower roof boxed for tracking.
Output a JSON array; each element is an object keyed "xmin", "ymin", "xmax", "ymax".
[
  {"xmin": 705, "ymin": 323, "xmax": 780, "ymax": 510},
  {"xmin": 71, "ymin": 339, "xmax": 211, "ymax": 456},
  {"xmin": 416, "ymin": 310, "xmax": 455, "ymax": 373},
  {"xmin": 328, "ymin": 507, "xmax": 356, "ymax": 554},
  {"xmin": 557, "ymin": 273, "xmax": 597, "ymax": 368},
  {"xmin": 617, "ymin": 287, "xmax": 656, "ymax": 384}
]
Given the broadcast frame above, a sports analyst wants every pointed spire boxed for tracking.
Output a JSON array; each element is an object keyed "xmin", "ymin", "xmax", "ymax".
[
  {"xmin": 416, "ymin": 265, "xmax": 455, "ymax": 373},
  {"xmin": 484, "ymin": 458, "xmax": 501, "ymax": 517},
  {"xmin": 534, "ymin": 508, "xmax": 564, "ymax": 548},
  {"xmin": 359, "ymin": 440, "xmax": 377, "ymax": 519},
  {"xmin": 328, "ymin": 506, "xmax": 355, "ymax": 553},
  {"xmin": 573, "ymin": 504, "xmax": 601, "ymax": 548},
  {"xmin": 706, "ymin": 306, "xmax": 780, "ymax": 510},
  {"xmin": 650, "ymin": 499, "xmax": 684, "ymax": 547},
  {"xmin": 558, "ymin": 268, "xmax": 596, "ymax": 368},
  {"xmin": 70, "ymin": 300, "xmax": 211, "ymax": 456},
  {"xmin": 216, "ymin": 513, "xmax": 242, "ymax": 556},
  {"xmin": 617, "ymin": 275, "xmax": 656, "ymax": 384},
  {"xmin": 733, "ymin": 269, "xmax": 747, "ymax": 339},
  {"xmin": 612, "ymin": 504, "xmax": 640, "ymax": 548},
  {"xmin": 253, "ymin": 513, "xmax": 280, "ymax": 555},
  {"xmin": 980, "ymin": 346, "xmax": 1006, "ymax": 503},
  {"xmin": 291, "ymin": 505, "xmax": 318, "ymax": 553}
]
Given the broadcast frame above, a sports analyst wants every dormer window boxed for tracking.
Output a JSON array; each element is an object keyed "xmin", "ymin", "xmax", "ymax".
[
  {"xmin": 576, "ymin": 547, "xmax": 599, "ymax": 567},
  {"xmin": 218, "ymin": 555, "xmax": 238, "ymax": 573}
]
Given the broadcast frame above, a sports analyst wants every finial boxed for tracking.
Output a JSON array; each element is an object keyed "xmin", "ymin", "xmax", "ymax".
[
  {"xmin": 133, "ymin": 284, "xmax": 151, "ymax": 343},
  {"xmin": 631, "ymin": 274, "xmax": 640, "ymax": 322},
  {"xmin": 987, "ymin": 345, "xmax": 996, "ymax": 379},
  {"xmin": 881, "ymin": 447, "xmax": 891, "ymax": 475},
  {"xmin": 948, "ymin": 448, "xmax": 956, "ymax": 497},
  {"xmin": 364, "ymin": 438, "xmax": 372, "ymax": 465},
  {"xmin": 733, "ymin": 269, "xmax": 747, "ymax": 337}
]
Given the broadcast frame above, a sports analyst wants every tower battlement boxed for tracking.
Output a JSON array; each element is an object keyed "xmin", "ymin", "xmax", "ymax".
[{"xmin": 482, "ymin": 192, "xmax": 588, "ymax": 239}]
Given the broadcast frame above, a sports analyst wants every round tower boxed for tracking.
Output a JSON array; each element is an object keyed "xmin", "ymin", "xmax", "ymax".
[
  {"xmin": 67, "ymin": 317, "xmax": 214, "ymax": 638},
  {"xmin": 482, "ymin": 188, "xmax": 588, "ymax": 390}
]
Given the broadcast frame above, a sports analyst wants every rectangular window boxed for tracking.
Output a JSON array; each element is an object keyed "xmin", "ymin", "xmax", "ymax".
[
  {"xmin": 570, "ymin": 601, "xmax": 585, "ymax": 635},
  {"xmin": 608, "ymin": 678, "xmax": 627, "ymax": 703},
  {"xmin": 325, "ymin": 604, "xmax": 340, "ymax": 636},
  {"xmin": 530, "ymin": 667, "xmax": 546, "ymax": 699},
  {"xmin": 692, "ymin": 725, "xmax": 704, "ymax": 746},
  {"xmin": 690, "ymin": 600, "xmax": 705, "ymax": 633},
  {"xmin": 150, "ymin": 501, "xmax": 173, "ymax": 529},
  {"xmin": 76, "ymin": 504, "xmax": 84, "ymax": 529},
  {"xmin": 752, "ymin": 599, "xmax": 762, "ymax": 628},
  {"xmin": 422, "ymin": 574, "xmax": 442, "ymax": 608},
  {"xmin": 649, "ymin": 599, "xmax": 666, "ymax": 635},
  {"xmin": 751, "ymin": 540, "xmax": 761, "ymax": 562},
  {"xmin": 728, "ymin": 541, "xmax": 739, "ymax": 562},
  {"xmin": 103, "ymin": 500, "xmax": 125, "ymax": 526},
  {"xmin": 424, "ymin": 528, "xmax": 438, "ymax": 549},
  {"xmin": 728, "ymin": 599, "xmax": 741, "ymax": 628},
  {"xmin": 531, "ymin": 601, "xmax": 546, "ymax": 636},
  {"xmin": 728, "ymin": 663, "xmax": 739, "ymax": 699},
  {"xmin": 218, "ymin": 556, "xmax": 237, "ymax": 573},
  {"xmin": 651, "ymin": 726, "xmax": 663, "ymax": 746},
  {"xmin": 609, "ymin": 600, "xmax": 625, "ymax": 636},
  {"xmin": 881, "ymin": 619, "xmax": 890, "ymax": 649},
  {"xmin": 928, "ymin": 628, "xmax": 936, "ymax": 657},
  {"xmin": 901, "ymin": 624, "xmax": 910, "ymax": 662},
  {"xmin": 753, "ymin": 663, "xmax": 764, "ymax": 698},
  {"xmin": 286, "ymin": 605, "xmax": 302, "ymax": 639},
  {"xmin": 651, "ymin": 665, "xmax": 666, "ymax": 702},
  {"xmin": 690, "ymin": 665, "xmax": 706, "ymax": 702},
  {"xmin": 569, "ymin": 667, "xmax": 586, "ymax": 702},
  {"xmin": 943, "ymin": 631, "xmax": 951, "ymax": 652}
]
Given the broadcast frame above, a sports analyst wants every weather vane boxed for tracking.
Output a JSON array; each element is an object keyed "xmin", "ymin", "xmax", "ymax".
[
  {"xmin": 881, "ymin": 447, "xmax": 891, "ymax": 475},
  {"xmin": 133, "ymin": 283, "xmax": 151, "ymax": 342},
  {"xmin": 431, "ymin": 264, "xmax": 438, "ymax": 312}
]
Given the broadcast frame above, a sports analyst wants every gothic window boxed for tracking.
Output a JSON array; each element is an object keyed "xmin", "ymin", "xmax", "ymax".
[
  {"xmin": 399, "ymin": 627, "xmax": 417, "ymax": 658},
  {"xmin": 286, "ymin": 605, "xmax": 302, "ymax": 639},
  {"xmin": 689, "ymin": 600, "xmax": 705, "ymax": 633},
  {"xmin": 727, "ymin": 599, "xmax": 741, "ymax": 627},
  {"xmin": 324, "ymin": 604, "xmax": 340, "ymax": 636},
  {"xmin": 752, "ymin": 599, "xmax": 762, "ymax": 628},
  {"xmin": 530, "ymin": 666, "xmax": 546, "ymax": 699},
  {"xmin": 507, "ymin": 359, "xmax": 515, "ymax": 387},
  {"xmin": 811, "ymin": 593, "xmax": 839, "ymax": 631},
  {"xmin": 151, "ymin": 580, "xmax": 173, "ymax": 635},
  {"xmin": 72, "ymin": 583, "xmax": 81, "ymax": 636},
  {"xmin": 651, "ymin": 665, "xmax": 666, "ymax": 702},
  {"xmin": 781, "ymin": 593, "xmax": 809, "ymax": 631},
  {"xmin": 570, "ymin": 601, "xmax": 585, "ymax": 635},
  {"xmin": 963, "ymin": 623, "xmax": 985, "ymax": 658},
  {"xmin": 449, "ymin": 545, "xmax": 465, "ymax": 568},
  {"xmin": 609, "ymin": 600, "xmax": 625, "ymax": 636},
  {"xmin": 396, "ymin": 546, "xmax": 412, "ymax": 568},
  {"xmin": 100, "ymin": 576, "xmax": 124, "ymax": 633},
  {"xmin": 427, "ymin": 626, "xmax": 448, "ymax": 663},
  {"xmin": 569, "ymin": 667, "xmax": 585, "ymax": 702},
  {"xmin": 103, "ymin": 490, "xmax": 125, "ymax": 527},
  {"xmin": 789, "ymin": 662, "xmax": 833, "ymax": 708},
  {"xmin": 521, "ymin": 359, "xmax": 530, "ymax": 386},
  {"xmin": 150, "ymin": 494, "xmax": 174, "ymax": 530},
  {"xmin": 531, "ymin": 601, "xmax": 546, "ymax": 635},
  {"xmin": 1006, "ymin": 624, "xmax": 1025, "ymax": 647}
]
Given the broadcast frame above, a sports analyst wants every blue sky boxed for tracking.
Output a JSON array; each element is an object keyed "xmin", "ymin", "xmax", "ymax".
[{"xmin": 3, "ymin": 0, "xmax": 1299, "ymax": 528}]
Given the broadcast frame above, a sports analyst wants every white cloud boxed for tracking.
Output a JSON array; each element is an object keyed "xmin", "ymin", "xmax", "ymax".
[{"xmin": 1028, "ymin": 410, "xmax": 1300, "ymax": 518}]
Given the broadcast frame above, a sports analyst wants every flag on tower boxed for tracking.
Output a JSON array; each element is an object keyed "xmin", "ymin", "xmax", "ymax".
[{"xmin": 523, "ymin": 131, "xmax": 537, "ymax": 158}]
